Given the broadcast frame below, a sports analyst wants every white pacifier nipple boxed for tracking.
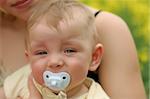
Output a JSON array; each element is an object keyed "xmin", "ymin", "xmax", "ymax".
[{"xmin": 43, "ymin": 71, "xmax": 70, "ymax": 91}]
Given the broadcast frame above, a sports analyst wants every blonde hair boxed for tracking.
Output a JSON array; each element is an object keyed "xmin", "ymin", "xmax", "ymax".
[{"xmin": 27, "ymin": 0, "xmax": 100, "ymax": 47}]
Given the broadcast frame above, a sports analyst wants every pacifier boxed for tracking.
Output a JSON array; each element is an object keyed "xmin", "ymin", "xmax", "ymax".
[{"xmin": 43, "ymin": 71, "xmax": 70, "ymax": 91}]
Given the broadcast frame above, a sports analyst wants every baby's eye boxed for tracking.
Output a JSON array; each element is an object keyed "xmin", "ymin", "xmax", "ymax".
[
  {"xmin": 35, "ymin": 51, "xmax": 48, "ymax": 55},
  {"xmin": 64, "ymin": 48, "xmax": 76, "ymax": 55}
]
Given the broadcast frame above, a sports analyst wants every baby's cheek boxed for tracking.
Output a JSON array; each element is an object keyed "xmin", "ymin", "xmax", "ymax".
[{"xmin": 31, "ymin": 63, "xmax": 45, "ymax": 85}]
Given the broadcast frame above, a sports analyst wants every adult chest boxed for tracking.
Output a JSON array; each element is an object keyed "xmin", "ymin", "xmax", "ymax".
[{"xmin": 0, "ymin": 22, "xmax": 28, "ymax": 76}]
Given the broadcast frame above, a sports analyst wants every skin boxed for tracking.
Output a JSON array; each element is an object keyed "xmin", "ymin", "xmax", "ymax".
[
  {"xmin": 0, "ymin": 0, "xmax": 146, "ymax": 98},
  {"xmin": 0, "ymin": 0, "xmax": 39, "ymax": 20},
  {"xmin": 95, "ymin": 11, "xmax": 146, "ymax": 99},
  {"xmin": 26, "ymin": 18, "xmax": 102, "ymax": 98}
]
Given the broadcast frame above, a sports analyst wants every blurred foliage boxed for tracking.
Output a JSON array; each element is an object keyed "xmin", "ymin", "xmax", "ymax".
[{"xmin": 80, "ymin": 0, "xmax": 149, "ymax": 97}]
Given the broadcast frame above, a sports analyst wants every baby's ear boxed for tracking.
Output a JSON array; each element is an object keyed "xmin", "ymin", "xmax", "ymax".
[
  {"xmin": 89, "ymin": 43, "xmax": 104, "ymax": 71},
  {"xmin": 25, "ymin": 50, "xmax": 30, "ymax": 61}
]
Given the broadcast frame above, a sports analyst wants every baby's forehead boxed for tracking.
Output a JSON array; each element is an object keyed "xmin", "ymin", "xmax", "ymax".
[
  {"xmin": 30, "ymin": 18, "xmax": 88, "ymax": 39},
  {"xmin": 29, "ymin": 22, "xmax": 89, "ymax": 46}
]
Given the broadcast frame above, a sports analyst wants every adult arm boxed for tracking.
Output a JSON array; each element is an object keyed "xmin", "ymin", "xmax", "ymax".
[{"xmin": 96, "ymin": 11, "xmax": 146, "ymax": 99}]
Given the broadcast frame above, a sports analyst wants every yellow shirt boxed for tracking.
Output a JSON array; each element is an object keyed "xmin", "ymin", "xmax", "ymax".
[
  {"xmin": 4, "ymin": 64, "xmax": 109, "ymax": 99},
  {"xmin": 33, "ymin": 78, "xmax": 109, "ymax": 99}
]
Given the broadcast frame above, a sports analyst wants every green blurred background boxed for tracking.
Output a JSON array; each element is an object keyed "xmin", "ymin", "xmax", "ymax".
[{"xmin": 80, "ymin": 0, "xmax": 149, "ymax": 97}]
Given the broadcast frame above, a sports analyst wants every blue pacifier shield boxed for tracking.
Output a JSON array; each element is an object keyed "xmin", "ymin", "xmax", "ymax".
[{"xmin": 43, "ymin": 71, "xmax": 70, "ymax": 91}]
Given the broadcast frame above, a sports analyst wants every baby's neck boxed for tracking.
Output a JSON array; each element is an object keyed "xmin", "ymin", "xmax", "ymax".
[{"xmin": 67, "ymin": 83, "xmax": 88, "ymax": 99}]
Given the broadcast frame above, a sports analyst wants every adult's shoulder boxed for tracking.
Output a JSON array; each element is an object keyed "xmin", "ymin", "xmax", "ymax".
[{"xmin": 95, "ymin": 11, "xmax": 129, "ymax": 33}]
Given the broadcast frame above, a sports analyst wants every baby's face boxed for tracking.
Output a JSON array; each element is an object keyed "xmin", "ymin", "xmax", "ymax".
[{"xmin": 27, "ymin": 20, "xmax": 94, "ymax": 92}]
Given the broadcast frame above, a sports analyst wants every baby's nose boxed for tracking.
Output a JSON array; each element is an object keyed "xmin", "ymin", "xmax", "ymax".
[{"xmin": 47, "ymin": 55, "xmax": 64, "ymax": 68}]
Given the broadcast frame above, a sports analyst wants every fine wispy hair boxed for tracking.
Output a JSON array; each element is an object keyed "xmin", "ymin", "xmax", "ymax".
[{"xmin": 27, "ymin": 0, "xmax": 101, "ymax": 46}]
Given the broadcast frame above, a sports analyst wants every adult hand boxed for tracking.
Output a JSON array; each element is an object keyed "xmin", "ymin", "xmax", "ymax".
[{"xmin": 28, "ymin": 74, "xmax": 42, "ymax": 99}]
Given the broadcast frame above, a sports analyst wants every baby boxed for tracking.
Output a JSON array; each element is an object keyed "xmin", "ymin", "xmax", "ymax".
[{"xmin": 5, "ymin": 0, "xmax": 110, "ymax": 98}]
